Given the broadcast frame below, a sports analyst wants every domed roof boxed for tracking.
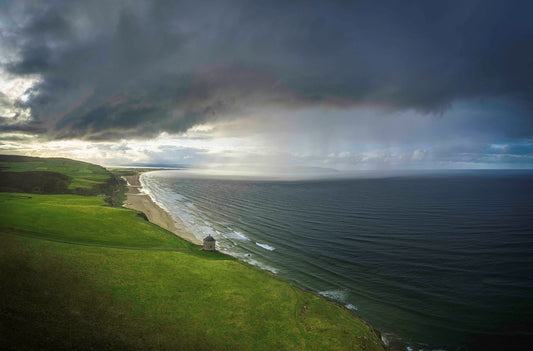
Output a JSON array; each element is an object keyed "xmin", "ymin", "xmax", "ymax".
[{"xmin": 204, "ymin": 235, "xmax": 216, "ymax": 242}]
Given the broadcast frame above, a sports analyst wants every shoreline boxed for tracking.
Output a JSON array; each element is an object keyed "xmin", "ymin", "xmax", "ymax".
[
  {"xmin": 121, "ymin": 171, "xmax": 389, "ymax": 349},
  {"xmin": 122, "ymin": 173, "xmax": 202, "ymax": 245}
]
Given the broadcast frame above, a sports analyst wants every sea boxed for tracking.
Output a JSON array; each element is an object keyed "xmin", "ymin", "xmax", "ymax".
[{"xmin": 139, "ymin": 169, "xmax": 533, "ymax": 350}]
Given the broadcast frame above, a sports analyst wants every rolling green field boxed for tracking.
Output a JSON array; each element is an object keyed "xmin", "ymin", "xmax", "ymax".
[
  {"xmin": 0, "ymin": 155, "xmax": 111, "ymax": 191},
  {"xmin": 0, "ymin": 193, "xmax": 194, "ymax": 249},
  {"xmin": 0, "ymin": 155, "xmax": 386, "ymax": 350}
]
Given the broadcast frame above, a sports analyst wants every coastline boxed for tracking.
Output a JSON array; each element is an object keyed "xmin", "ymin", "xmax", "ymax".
[
  {"xmin": 122, "ymin": 173, "xmax": 202, "ymax": 245},
  {"xmin": 0, "ymin": 155, "xmax": 387, "ymax": 350},
  {"xmin": 121, "ymin": 171, "xmax": 389, "ymax": 350}
]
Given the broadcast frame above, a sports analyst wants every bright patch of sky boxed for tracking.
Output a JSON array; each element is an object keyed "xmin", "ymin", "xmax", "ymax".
[{"xmin": 2, "ymin": 100, "xmax": 532, "ymax": 170}]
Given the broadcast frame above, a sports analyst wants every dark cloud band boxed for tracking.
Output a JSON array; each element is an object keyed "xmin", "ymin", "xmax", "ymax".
[{"xmin": 2, "ymin": 0, "xmax": 532, "ymax": 140}]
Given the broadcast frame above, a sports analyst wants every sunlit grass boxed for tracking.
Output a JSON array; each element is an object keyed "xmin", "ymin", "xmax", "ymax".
[{"xmin": 0, "ymin": 193, "xmax": 196, "ymax": 249}]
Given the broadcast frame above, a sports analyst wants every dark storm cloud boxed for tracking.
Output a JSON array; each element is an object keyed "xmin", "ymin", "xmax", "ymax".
[{"xmin": 2, "ymin": 0, "xmax": 533, "ymax": 140}]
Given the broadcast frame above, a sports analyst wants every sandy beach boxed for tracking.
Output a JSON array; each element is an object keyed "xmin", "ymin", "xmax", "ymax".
[{"xmin": 122, "ymin": 174, "xmax": 202, "ymax": 245}]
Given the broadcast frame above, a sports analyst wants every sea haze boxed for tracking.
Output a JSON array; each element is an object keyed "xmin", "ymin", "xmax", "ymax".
[{"xmin": 140, "ymin": 170, "xmax": 533, "ymax": 350}]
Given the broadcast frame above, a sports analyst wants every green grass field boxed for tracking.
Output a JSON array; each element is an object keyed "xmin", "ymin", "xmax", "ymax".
[
  {"xmin": 0, "ymin": 155, "xmax": 386, "ymax": 350},
  {"xmin": 0, "ymin": 193, "xmax": 194, "ymax": 249},
  {"xmin": 1, "ymin": 232, "xmax": 385, "ymax": 351},
  {"xmin": 0, "ymin": 155, "xmax": 111, "ymax": 190}
]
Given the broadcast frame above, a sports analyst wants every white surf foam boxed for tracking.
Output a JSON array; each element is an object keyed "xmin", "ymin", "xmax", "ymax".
[
  {"xmin": 140, "ymin": 172, "xmax": 279, "ymax": 274},
  {"xmin": 256, "ymin": 242, "xmax": 275, "ymax": 251},
  {"xmin": 216, "ymin": 249, "xmax": 278, "ymax": 274},
  {"xmin": 245, "ymin": 258, "xmax": 278, "ymax": 274},
  {"xmin": 223, "ymin": 230, "xmax": 250, "ymax": 241},
  {"xmin": 345, "ymin": 304, "xmax": 358, "ymax": 311},
  {"xmin": 318, "ymin": 289, "xmax": 348, "ymax": 302},
  {"xmin": 139, "ymin": 173, "xmax": 207, "ymax": 242}
]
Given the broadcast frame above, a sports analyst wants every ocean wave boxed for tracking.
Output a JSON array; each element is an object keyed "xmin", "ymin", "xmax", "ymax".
[
  {"xmin": 223, "ymin": 230, "xmax": 250, "ymax": 241},
  {"xmin": 318, "ymin": 289, "xmax": 348, "ymax": 302},
  {"xmin": 345, "ymin": 304, "xmax": 358, "ymax": 311},
  {"xmin": 217, "ymin": 250, "xmax": 279, "ymax": 274},
  {"xmin": 256, "ymin": 242, "xmax": 275, "ymax": 251},
  {"xmin": 246, "ymin": 258, "xmax": 278, "ymax": 274}
]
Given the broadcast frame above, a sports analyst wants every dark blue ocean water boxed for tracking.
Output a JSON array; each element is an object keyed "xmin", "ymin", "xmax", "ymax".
[{"xmin": 141, "ymin": 170, "xmax": 533, "ymax": 350}]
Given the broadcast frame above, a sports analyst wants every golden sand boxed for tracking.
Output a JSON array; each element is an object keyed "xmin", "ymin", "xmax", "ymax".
[{"xmin": 122, "ymin": 174, "xmax": 201, "ymax": 245}]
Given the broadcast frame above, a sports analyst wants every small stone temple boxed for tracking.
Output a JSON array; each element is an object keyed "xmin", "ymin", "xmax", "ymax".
[{"xmin": 203, "ymin": 235, "xmax": 216, "ymax": 251}]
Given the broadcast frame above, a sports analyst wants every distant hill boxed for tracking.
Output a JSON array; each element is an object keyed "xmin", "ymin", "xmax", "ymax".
[{"xmin": 0, "ymin": 155, "xmax": 124, "ymax": 205}]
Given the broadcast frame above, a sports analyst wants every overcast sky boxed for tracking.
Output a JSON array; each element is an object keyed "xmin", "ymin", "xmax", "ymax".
[{"xmin": 1, "ymin": 0, "xmax": 532, "ymax": 169}]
